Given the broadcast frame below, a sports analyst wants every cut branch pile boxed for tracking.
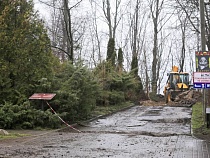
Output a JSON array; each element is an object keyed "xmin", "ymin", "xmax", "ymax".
[
  {"xmin": 170, "ymin": 90, "xmax": 202, "ymax": 107},
  {"xmin": 140, "ymin": 90, "xmax": 202, "ymax": 107}
]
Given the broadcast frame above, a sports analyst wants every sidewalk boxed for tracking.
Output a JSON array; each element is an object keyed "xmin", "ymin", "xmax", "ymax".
[{"xmin": 170, "ymin": 135, "xmax": 210, "ymax": 158}]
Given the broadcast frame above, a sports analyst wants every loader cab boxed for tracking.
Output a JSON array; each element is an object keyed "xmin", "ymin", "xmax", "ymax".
[{"xmin": 167, "ymin": 72, "xmax": 189, "ymax": 90}]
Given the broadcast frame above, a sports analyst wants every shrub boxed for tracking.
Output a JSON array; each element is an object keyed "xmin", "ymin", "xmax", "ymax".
[
  {"xmin": 51, "ymin": 62, "xmax": 100, "ymax": 122},
  {"xmin": 0, "ymin": 102, "xmax": 61, "ymax": 129}
]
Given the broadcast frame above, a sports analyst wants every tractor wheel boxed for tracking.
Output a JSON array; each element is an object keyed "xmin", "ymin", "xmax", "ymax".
[{"xmin": 165, "ymin": 90, "xmax": 171, "ymax": 103}]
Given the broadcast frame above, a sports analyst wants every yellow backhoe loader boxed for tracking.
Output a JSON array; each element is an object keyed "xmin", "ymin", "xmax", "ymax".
[{"xmin": 163, "ymin": 66, "xmax": 191, "ymax": 103}]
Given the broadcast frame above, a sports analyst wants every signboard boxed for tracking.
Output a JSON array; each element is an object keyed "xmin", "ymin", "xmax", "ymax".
[
  {"xmin": 193, "ymin": 83, "xmax": 203, "ymax": 88},
  {"xmin": 29, "ymin": 93, "xmax": 56, "ymax": 100},
  {"xmin": 193, "ymin": 72, "xmax": 210, "ymax": 89},
  {"xmin": 194, "ymin": 72, "xmax": 210, "ymax": 83},
  {"xmin": 195, "ymin": 51, "xmax": 210, "ymax": 72},
  {"xmin": 206, "ymin": 83, "xmax": 210, "ymax": 88}
]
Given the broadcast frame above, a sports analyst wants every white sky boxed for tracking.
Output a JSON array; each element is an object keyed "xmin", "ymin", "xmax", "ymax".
[
  {"xmin": 34, "ymin": 0, "xmax": 51, "ymax": 20},
  {"xmin": 33, "ymin": 0, "xmax": 198, "ymax": 94}
]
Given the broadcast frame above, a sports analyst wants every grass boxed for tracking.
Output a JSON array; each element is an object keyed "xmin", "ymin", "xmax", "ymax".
[
  {"xmin": 192, "ymin": 102, "xmax": 210, "ymax": 135},
  {"xmin": 192, "ymin": 102, "xmax": 204, "ymax": 129},
  {"xmin": 0, "ymin": 133, "xmax": 29, "ymax": 140}
]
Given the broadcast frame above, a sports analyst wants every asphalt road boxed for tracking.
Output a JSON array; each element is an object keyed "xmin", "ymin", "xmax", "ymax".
[{"xmin": 1, "ymin": 105, "xmax": 210, "ymax": 158}]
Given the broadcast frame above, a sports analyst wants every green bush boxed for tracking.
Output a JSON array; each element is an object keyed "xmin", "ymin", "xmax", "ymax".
[
  {"xmin": 108, "ymin": 90, "xmax": 125, "ymax": 105},
  {"xmin": 51, "ymin": 62, "xmax": 100, "ymax": 122},
  {"xmin": 0, "ymin": 102, "xmax": 61, "ymax": 129},
  {"xmin": 93, "ymin": 61, "xmax": 145, "ymax": 106}
]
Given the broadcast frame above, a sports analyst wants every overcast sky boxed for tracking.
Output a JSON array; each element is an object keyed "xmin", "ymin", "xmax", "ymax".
[
  {"xmin": 34, "ymin": 0, "xmax": 51, "ymax": 20},
  {"xmin": 32, "ymin": 0, "xmax": 197, "ymax": 93}
]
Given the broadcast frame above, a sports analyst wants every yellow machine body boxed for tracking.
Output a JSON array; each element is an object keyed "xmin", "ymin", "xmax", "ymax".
[{"xmin": 163, "ymin": 66, "xmax": 190, "ymax": 103}]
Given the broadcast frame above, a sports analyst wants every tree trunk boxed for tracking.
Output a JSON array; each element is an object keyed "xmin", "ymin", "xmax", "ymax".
[
  {"xmin": 63, "ymin": 0, "xmax": 74, "ymax": 62},
  {"xmin": 131, "ymin": 0, "xmax": 140, "ymax": 76},
  {"xmin": 150, "ymin": 0, "xmax": 164, "ymax": 94},
  {"xmin": 151, "ymin": 2, "xmax": 158, "ymax": 93}
]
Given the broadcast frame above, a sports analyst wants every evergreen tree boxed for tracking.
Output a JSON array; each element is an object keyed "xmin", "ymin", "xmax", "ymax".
[
  {"xmin": 52, "ymin": 62, "xmax": 100, "ymax": 121},
  {"xmin": 0, "ymin": 0, "xmax": 56, "ymax": 104},
  {"xmin": 131, "ymin": 56, "xmax": 138, "ymax": 76},
  {"xmin": 131, "ymin": 55, "xmax": 144, "ymax": 95},
  {"xmin": 106, "ymin": 38, "xmax": 116, "ymax": 66},
  {"xmin": 117, "ymin": 48, "xmax": 123, "ymax": 72}
]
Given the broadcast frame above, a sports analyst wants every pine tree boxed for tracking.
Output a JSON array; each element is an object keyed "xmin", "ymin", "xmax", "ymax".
[
  {"xmin": 117, "ymin": 48, "xmax": 123, "ymax": 72},
  {"xmin": 106, "ymin": 38, "xmax": 116, "ymax": 66},
  {"xmin": 0, "ymin": 0, "xmax": 56, "ymax": 104},
  {"xmin": 131, "ymin": 56, "xmax": 138, "ymax": 76},
  {"xmin": 131, "ymin": 55, "xmax": 144, "ymax": 94}
]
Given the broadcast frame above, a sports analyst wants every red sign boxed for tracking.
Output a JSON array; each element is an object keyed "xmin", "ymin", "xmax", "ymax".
[
  {"xmin": 195, "ymin": 51, "xmax": 210, "ymax": 56},
  {"xmin": 29, "ymin": 93, "xmax": 56, "ymax": 100}
]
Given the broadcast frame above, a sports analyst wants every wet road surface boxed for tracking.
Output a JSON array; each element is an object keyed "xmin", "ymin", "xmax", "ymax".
[{"xmin": 1, "ymin": 105, "xmax": 210, "ymax": 158}]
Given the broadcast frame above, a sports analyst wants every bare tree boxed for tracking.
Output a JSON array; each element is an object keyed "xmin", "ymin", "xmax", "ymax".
[
  {"xmin": 173, "ymin": 0, "xmax": 200, "ymax": 71},
  {"xmin": 143, "ymin": 45, "xmax": 150, "ymax": 97},
  {"xmin": 38, "ymin": 0, "xmax": 84, "ymax": 63},
  {"xmin": 102, "ymin": 0, "xmax": 121, "ymax": 39},
  {"xmin": 157, "ymin": 32, "xmax": 171, "ymax": 94},
  {"xmin": 63, "ymin": 0, "xmax": 84, "ymax": 62},
  {"xmin": 178, "ymin": 13, "xmax": 188, "ymax": 72},
  {"xmin": 174, "ymin": 0, "xmax": 199, "ymax": 33},
  {"xmin": 89, "ymin": 1, "xmax": 102, "ymax": 65},
  {"xmin": 149, "ymin": 0, "xmax": 164, "ymax": 93},
  {"xmin": 48, "ymin": 0, "xmax": 65, "ymax": 61},
  {"xmin": 130, "ymin": 0, "xmax": 141, "ymax": 75}
]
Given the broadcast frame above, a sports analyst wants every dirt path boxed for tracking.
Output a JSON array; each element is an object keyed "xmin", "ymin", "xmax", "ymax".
[{"xmin": 1, "ymin": 105, "xmax": 210, "ymax": 158}]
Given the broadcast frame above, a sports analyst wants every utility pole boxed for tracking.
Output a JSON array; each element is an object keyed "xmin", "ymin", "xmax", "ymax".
[
  {"xmin": 197, "ymin": 17, "xmax": 200, "ymax": 51},
  {"xmin": 200, "ymin": 0, "xmax": 206, "ymax": 51},
  {"xmin": 200, "ymin": 0, "xmax": 206, "ymax": 124}
]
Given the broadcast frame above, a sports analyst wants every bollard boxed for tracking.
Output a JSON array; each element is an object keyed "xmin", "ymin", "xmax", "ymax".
[{"xmin": 206, "ymin": 108, "xmax": 210, "ymax": 128}]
